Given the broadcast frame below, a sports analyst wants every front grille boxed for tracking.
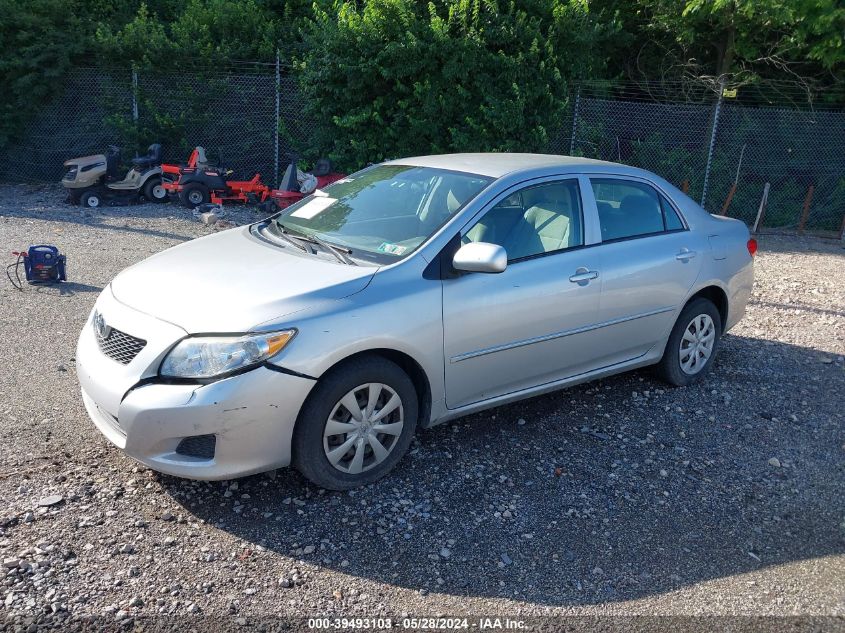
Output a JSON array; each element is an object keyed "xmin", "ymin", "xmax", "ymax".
[
  {"xmin": 176, "ymin": 435, "xmax": 216, "ymax": 460},
  {"xmin": 96, "ymin": 327, "xmax": 146, "ymax": 365}
]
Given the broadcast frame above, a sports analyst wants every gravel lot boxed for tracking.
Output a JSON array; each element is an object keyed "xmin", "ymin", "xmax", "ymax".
[{"xmin": 0, "ymin": 184, "xmax": 843, "ymax": 631}]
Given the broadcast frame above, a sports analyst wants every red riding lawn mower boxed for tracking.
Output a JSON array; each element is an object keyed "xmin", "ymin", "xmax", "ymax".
[
  {"xmin": 261, "ymin": 158, "xmax": 346, "ymax": 212},
  {"xmin": 160, "ymin": 146, "xmax": 210, "ymax": 190},
  {"xmin": 162, "ymin": 149, "xmax": 345, "ymax": 210},
  {"xmin": 161, "ymin": 147, "xmax": 270, "ymax": 207}
]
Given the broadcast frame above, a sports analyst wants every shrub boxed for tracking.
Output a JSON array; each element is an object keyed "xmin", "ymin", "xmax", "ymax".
[{"xmin": 297, "ymin": 0, "xmax": 572, "ymax": 169}]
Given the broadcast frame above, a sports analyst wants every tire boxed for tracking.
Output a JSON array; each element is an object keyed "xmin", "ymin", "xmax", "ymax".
[
  {"xmin": 179, "ymin": 182, "xmax": 210, "ymax": 208},
  {"xmin": 654, "ymin": 298, "xmax": 722, "ymax": 387},
  {"xmin": 80, "ymin": 190, "xmax": 101, "ymax": 209},
  {"xmin": 293, "ymin": 356, "xmax": 418, "ymax": 490},
  {"xmin": 313, "ymin": 158, "xmax": 332, "ymax": 177},
  {"xmin": 258, "ymin": 200, "xmax": 276, "ymax": 215},
  {"xmin": 143, "ymin": 177, "xmax": 167, "ymax": 203}
]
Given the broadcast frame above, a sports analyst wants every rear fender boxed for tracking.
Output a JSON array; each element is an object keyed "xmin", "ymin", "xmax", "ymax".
[{"xmin": 137, "ymin": 167, "xmax": 163, "ymax": 186}]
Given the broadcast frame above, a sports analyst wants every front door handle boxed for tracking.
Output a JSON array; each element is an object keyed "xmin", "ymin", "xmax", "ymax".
[
  {"xmin": 569, "ymin": 267, "xmax": 599, "ymax": 284},
  {"xmin": 676, "ymin": 249, "xmax": 697, "ymax": 262}
]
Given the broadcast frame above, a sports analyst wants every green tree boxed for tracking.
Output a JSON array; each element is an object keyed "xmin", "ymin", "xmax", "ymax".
[
  {"xmin": 298, "ymin": 0, "xmax": 595, "ymax": 168},
  {"xmin": 0, "ymin": 0, "xmax": 90, "ymax": 145},
  {"xmin": 96, "ymin": 0, "xmax": 282, "ymax": 67},
  {"xmin": 594, "ymin": 0, "xmax": 845, "ymax": 87}
]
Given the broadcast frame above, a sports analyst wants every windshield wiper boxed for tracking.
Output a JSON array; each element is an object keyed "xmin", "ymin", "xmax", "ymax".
[
  {"xmin": 303, "ymin": 233, "xmax": 357, "ymax": 266},
  {"xmin": 270, "ymin": 224, "xmax": 311, "ymax": 253},
  {"xmin": 277, "ymin": 222, "xmax": 356, "ymax": 265}
]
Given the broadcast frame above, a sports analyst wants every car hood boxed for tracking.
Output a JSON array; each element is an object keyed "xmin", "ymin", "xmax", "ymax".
[{"xmin": 110, "ymin": 225, "xmax": 377, "ymax": 332}]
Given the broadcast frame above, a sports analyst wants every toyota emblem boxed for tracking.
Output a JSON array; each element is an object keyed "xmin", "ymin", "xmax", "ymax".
[{"xmin": 93, "ymin": 311, "xmax": 111, "ymax": 339}]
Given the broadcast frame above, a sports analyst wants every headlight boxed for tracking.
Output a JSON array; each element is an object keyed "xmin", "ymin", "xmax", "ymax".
[{"xmin": 159, "ymin": 330, "xmax": 296, "ymax": 379}]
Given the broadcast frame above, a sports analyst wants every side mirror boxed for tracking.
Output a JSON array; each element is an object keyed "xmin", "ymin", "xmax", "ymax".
[{"xmin": 452, "ymin": 241, "xmax": 507, "ymax": 274}]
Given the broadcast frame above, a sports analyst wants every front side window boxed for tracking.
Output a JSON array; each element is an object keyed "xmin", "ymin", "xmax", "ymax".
[
  {"xmin": 273, "ymin": 165, "xmax": 491, "ymax": 262},
  {"xmin": 591, "ymin": 178, "xmax": 666, "ymax": 241},
  {"xmin": 464, "ymin": 179, "xmax": 584, "ymax": 262}
]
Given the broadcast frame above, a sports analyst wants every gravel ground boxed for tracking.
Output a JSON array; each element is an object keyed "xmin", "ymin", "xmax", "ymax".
[{"xmin": 0, "ymin": 184, "xmax": 843, "ymax": 631}]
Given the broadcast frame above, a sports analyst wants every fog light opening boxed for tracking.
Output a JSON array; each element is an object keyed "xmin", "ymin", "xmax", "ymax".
[{"xmin": 175, "ymin": 434, "xmax": 217, "ymax": 460}]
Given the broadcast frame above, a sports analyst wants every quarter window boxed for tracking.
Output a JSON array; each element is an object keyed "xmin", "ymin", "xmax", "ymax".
[
  {"xmin": 591, "ymin": 179, "xmax": 678, "ymax": 241},
  {"xmin": 464, "ymin": 180, "xmax": 584, "ymax": 261},
  {"xmin": 661, "ymin": 195, "xmax": 685, "ymax": 231}
]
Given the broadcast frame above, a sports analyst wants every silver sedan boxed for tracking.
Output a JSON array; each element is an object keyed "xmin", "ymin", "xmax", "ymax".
[{"xmin": 76, "ymin": 153, "xmax": 755, "ymax": 489}]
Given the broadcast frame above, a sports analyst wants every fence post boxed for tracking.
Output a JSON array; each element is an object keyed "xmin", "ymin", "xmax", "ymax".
[
  {"xmin": 752, "ymin": 182, "xmax": 770, "ymax": 233},
  {"xmin": 569, "ymin": 86, "xmax": 581, "ymax": 156},
  {"xmin": 131, "ymin": 67, "xmax": 139, "ymax": 123},
  {"xmin": 797, "ymin": 185, "xmax": 814, "ymax": 233},
  {"xmin": 720, "ymin": 143, "xmax": 746, "ymax": 216},
  {"xmin": 700, "ymin": 78, "xmax": 725, "ymax": 210},
  {"xmin": 274, "ymin": 50, "xmax": 281, "ymax": 187}
]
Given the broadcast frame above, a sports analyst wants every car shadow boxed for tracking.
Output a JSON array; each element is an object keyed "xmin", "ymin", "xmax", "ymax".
[{"xmin": 160, "ymin": 335, "xmax": 844, "ymax": 607}]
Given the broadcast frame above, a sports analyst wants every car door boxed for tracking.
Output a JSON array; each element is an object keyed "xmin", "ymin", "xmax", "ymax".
[
  {"xmin": 441, "ymin": 177, "xmax": 604, "ymax": 409},
  {"xmin": 586, "ymin": 176, "xmax": 705, "ymax": 366}
]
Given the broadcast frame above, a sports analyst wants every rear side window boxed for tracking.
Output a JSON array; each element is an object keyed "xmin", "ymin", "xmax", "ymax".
[{"xmin": 591, "ymin": 179, "xmax": 664, "ymax": 241}]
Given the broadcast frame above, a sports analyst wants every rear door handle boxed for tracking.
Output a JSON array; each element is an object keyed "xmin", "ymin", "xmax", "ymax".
[
  {"xmin": 569, "ymin": 267, "xmax": 599, "ymax": 284},
  {"xmin": 675, "ymin": 249, "xmax": 697, "ymax": 262}
]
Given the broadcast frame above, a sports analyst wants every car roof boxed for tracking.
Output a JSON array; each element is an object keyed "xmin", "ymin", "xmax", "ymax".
[{"xmin": 383, "ymin": 153, "xmax": 624, "ymax": 179}]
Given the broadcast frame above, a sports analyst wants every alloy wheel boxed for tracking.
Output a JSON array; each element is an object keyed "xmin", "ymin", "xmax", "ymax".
[
  {"xmin": 323, "ymin": 383, "xmax": 404, "ymax": 475},
  {"xmin": 679, "ymin": 313, "xmax": 715, "ymax": 375}
]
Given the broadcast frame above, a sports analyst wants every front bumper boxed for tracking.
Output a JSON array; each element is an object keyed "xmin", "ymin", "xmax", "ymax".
[{"xmin": 76, "ymin": 289, "xmax": 315, "ymax": 479}]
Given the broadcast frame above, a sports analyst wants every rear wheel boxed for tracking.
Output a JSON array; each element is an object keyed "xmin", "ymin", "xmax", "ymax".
[
  {"xmin": 179, "ymin": 182, "xmax": 210, "ymax": 208},
  {"xmin": 293, "ymin": 356, "xmax": 418, "ymax": 490},
  {"xmin": 143, "ymin": 177, "xmax": 167, "ymax": 203},
  {"xmin": 80, "ymin": 190, "xmax": 101, "ymax": 209},
  {"xmin": 655, "ymin": 298, "xmax": 722, "ymax": 386}
]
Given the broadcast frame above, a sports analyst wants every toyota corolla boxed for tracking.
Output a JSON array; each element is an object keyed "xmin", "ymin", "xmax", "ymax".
[{"xmin": 76, "ymin": 153, "xmax": 755, "ymax": 489}]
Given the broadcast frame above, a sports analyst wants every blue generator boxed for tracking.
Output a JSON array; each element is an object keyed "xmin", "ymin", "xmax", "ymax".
[{"xmin": 7, "ymin": 245, "xmax": 67, "ymax": 289}]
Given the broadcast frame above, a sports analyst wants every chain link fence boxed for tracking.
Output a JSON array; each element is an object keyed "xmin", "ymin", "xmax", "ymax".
[
  {"xmin": 562, "ymin": 85, "xmax": 845, "ymax": 235},
  {"xmin": 1, "ymin": 68, "xmax": 843, "ymax": 234},
  {"xmin": 0, "ymin": 69, "xmax": 133, "ymax": 183},
  {"xmin": 0, "ymin": 64, "xmax": 313, "ymax": 188}
]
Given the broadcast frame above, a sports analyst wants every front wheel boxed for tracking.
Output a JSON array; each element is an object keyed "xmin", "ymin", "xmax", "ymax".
[
  {"xmin": 293, "ymin": 356, "xmax": 418, "ymax": 490},
  {"xmin": 179, "ymin": 182, "xmax": 210, "ymax": 208},
  {"xmin": 655, "ymin": 298, "xmax": 722, "ymax": 386},
  {"xmin": 143, "ymin": 177, "xmax": 168, "ymax": 203},
  {"xmin": 80, "ymin": 190, "xmax": 101, "ymax": 209}
]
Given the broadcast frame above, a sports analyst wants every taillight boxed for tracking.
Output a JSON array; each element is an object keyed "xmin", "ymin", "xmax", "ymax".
[{"xmin": 747, "ymin": 238, "xmax": 758, "ymax": 257}]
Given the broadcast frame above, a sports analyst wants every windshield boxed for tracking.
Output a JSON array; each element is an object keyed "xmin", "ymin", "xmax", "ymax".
[{"xmin": 272, "ymin": 165, "xmax": 491, "ymax": 262}]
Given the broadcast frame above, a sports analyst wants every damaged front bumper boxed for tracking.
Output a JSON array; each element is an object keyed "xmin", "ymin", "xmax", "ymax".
[{"xmin": 76, "ymin": 288, "xmax": 316, "ymax": 480}]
